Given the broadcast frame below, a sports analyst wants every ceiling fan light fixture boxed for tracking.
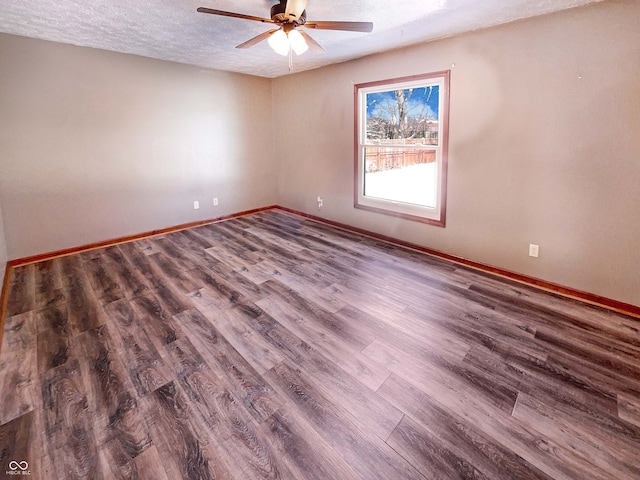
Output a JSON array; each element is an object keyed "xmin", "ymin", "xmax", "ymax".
[
  {"xmin": 268, "ymin": 29, "xmax": 289, "ymax": 56},
  {"xmin": 288, "ymin": 29, "xmax": 308, "ymax": 55},
  {"xmin": 198, "ymin": 3, "xmax": 372, "ymax": 60}
]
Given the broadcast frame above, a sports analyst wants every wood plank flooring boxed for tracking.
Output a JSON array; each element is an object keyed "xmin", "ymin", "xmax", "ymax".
[{"xmin": 1, "ymin": 209, "xmax": 639, "ymax": 479}]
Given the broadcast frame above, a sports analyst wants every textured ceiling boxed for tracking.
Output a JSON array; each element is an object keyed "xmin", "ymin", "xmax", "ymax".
[{"xmin": 0, "ymin": 0, "xmax": 602, "ymax": 78}]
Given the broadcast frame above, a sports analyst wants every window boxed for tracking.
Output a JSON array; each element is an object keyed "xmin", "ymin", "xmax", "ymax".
[{"xmin": 354, "ymin": 71, "xmax": 450, "ymax": 226}]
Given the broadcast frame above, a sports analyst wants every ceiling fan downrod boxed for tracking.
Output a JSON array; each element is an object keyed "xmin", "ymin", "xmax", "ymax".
[{"xmin": 271, "ymin": 0, "xmax": 307, "ymax": 25}]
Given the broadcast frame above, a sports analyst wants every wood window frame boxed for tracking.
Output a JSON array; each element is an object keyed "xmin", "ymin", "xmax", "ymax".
[{"xmin": 354, "ymin": 71, "xmax": 450, "ymax": 226}]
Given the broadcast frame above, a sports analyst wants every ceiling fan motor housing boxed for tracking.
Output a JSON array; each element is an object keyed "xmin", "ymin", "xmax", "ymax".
[{"xmin": 271, "ymin": 1, "xmax": 307, "ymax": 24}]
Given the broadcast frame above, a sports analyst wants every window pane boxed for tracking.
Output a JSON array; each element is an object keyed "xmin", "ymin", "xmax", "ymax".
[
  {"xmin": 365, "ymin": 86, "xmax": 439, "ymax": 145},
  {"xmin": 363, "ymin": 147, "xmax": 437, "ymax": 208},
  {"xmin": 355, "ymin": 71, "xmax": 449, "ymax": 226}
]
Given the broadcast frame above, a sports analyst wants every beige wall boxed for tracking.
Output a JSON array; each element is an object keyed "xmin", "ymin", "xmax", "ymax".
[
  {"xmin": 0, "ymin": 34, "xmax": 276, "ymax": 259},
  {"xmin": 272, "ymin": 0, "xmax": 640, "ymax": 307}
]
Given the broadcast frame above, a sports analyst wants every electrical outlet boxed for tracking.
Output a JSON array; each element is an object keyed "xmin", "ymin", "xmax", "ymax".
[
  {"xmin": 317, "ymin": 196, "xmax": 323, "ymax": 209},
  {"xmin": 193, "ymin": 200, "xmax": 200, "ymax": 210},
  {"xmin": 529, "ymin": 244, "xmax": 539, "ymax": 258},
  {"xmin": 213, "ymin": 198, "xmax": 219, "ymax": 206}
]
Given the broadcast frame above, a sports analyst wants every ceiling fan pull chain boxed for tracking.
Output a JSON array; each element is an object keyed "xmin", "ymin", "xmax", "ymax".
[{"xmin": 288, "ymin": 47, "xmax": 293, "ymax": 72}]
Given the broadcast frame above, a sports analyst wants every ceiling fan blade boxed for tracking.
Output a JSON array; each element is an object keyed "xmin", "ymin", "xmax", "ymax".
[
  {"xmin": 298, "ymin": 30, "xmax": 325, "ymax": 54},
  {"xmin": 197, "ymin": 7, "xmax": 274, "ymax": 24},
  {"xmin": 303, "ymin": 21, "xmax": 373, "ymax": 33},
  {"xmin": 284, "ymin": 0, "xmax": 309, "ymax": 22},
  {"xmin": 236, "ymin": 29, "xmax": 279, "ymax": 49}
]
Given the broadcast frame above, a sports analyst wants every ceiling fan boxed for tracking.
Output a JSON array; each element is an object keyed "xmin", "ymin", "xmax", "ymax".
[{"xmin": 197, "ymin": 0, "xmax": 373, "ymax": 57}]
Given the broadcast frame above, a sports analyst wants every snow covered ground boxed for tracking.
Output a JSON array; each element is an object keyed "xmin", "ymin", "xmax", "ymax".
[{"xmin": 364, "ymin": 162, "xmax": 437, "ymax": 207}]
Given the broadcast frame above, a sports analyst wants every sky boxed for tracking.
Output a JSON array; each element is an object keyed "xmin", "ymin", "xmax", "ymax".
[{"xmin": 366, "ymin": 86, "xmax": 440, "ymax": 121}]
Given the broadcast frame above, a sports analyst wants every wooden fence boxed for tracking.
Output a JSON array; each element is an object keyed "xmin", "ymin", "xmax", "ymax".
[{"xmin": 365, "ymin": 148, "xmax": 436, "ymax": 172}]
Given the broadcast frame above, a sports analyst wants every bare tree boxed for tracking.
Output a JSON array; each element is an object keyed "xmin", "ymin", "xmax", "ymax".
[{"xmin": 367, "ymin": 87, "xmax": 436, "ymax": 142}]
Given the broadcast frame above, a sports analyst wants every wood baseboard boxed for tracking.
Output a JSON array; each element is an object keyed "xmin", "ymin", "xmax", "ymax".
[
  {"xmin": 275, "ymin": 206, "xmax": 640, "ymax": 319},
  {"xmin": 6, "ymin": 205, "xmax": 278, "ymax": 268},
  {"xmin": 1, "ymin": 204, "xmax": 638, "ymax": 335},
  {"xmin": 0, "ymin": 265, "xmax": 11, "ymax": 351}
]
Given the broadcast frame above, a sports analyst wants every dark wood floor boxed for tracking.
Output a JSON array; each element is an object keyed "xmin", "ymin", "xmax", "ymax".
[{"xmin": 1, "ymin": 209, "xmax": 639, "ymax": 479}]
